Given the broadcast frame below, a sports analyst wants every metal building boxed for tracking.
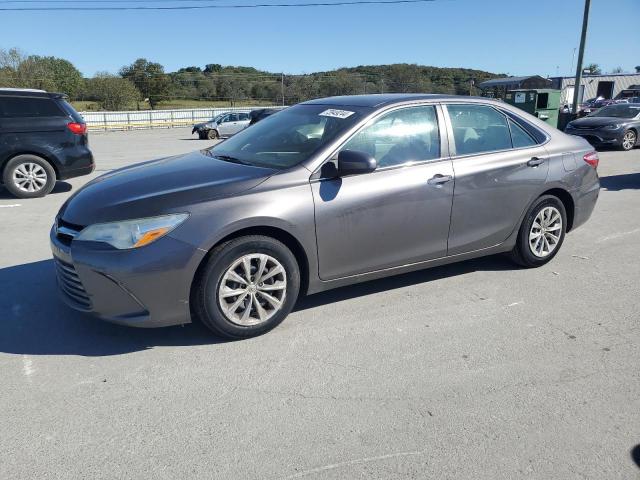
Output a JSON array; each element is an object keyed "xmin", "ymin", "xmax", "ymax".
[{"xmin": 549, "ymin": 73, "xmax": 640, "ymax": 106}]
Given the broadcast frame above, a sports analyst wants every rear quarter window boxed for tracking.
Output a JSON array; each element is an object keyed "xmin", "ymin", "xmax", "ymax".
[
  {"xmin": 56, "ymin": 99, "xmax": 85, "ymax": 123},
  {"xmin": 0, "ymin": 96, "xmax": 65, "ymax": 118}
]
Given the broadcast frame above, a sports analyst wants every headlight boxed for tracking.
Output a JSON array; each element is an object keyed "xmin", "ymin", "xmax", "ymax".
[
  {"xmin": 75, "ymin": 213, "xmax": 189, "ymax": 249},
  {"xmin": 604, "ymin": 124, "xmax": 621, "ymax": 130}
]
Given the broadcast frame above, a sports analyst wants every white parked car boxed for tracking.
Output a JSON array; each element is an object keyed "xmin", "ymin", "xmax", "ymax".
[{"xmin": 192, "ymin": 112, "xmax": 250, "ymax": 139}]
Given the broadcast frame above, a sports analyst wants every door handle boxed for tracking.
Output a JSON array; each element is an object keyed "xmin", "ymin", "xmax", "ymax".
[
  {"xmin": 527, "ymin": 157, "xmax": 545, "ymax": 167},
  {"xmin": 427, "ymin": 174, "xmax": 453, "ymax": 185}
]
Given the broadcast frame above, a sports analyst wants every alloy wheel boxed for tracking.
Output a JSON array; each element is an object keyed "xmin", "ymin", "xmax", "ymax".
[
  {"xmin": 529, "ymin": 206, "xmax": 562, "ymax": 258},
  {"xmin": 622, "ymin": 131, "xmax": 636, "ymax": 150},
  {"xmin": 218, "ymin": 253, "xmax": 287, "ymax": 326},
  {"xmin": 12, "ymin": 162, "xmax": 48, "ymax": 193}
]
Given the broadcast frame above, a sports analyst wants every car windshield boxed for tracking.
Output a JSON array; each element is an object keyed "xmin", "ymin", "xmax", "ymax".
[
  {"xmin": 207, "ymin": 104, "xmax": 367, "ymax": 169},
  {"xmin": 210, "ymin": 114, "xmax": 225, "ymax": 123},
  {"xmin": 589, "ymin": 104, "xmax": 640, "ymax": 118}
]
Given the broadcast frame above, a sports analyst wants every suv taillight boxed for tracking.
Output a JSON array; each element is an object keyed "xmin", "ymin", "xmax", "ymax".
[
  {"xmin": 583, "ymin": 151, "xmax": 599, "ymax": 169},
  {"xmin": 67, "ymin": 122, "xmax": 87, "ymax": 135}
]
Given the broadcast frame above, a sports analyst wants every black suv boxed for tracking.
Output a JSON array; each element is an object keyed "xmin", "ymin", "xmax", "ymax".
[{"xmin": 0, "ymin": 88, "xmax": 94, "ymax": 198}]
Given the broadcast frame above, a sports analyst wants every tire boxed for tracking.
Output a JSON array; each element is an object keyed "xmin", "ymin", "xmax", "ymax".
[
  {"xmin": 620, "ymin": 129, "xmax": 637, "ymax": 151},
  {"xmin": 207, "ymin": 129, "xmax": 219, "ymax": 140},
  {"xmin": 192, "ymin": 235, "xmax": 301, "ymax": 339},
  {"xmin": 2, "ymin": 154, "xmax": 56, "ymax": 199},
  {"xmin": 509, "ymin": 195, "xmax": 567, "ymax": 268}
]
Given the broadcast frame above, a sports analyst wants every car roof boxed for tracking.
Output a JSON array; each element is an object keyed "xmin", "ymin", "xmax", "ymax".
[
  {"xmin": 0, "ymin": 88, "xmax": 65, "ymax": 99},
  {"xmin": 301, "ymin": 93, "xmax": 490, "ymax": 108}
]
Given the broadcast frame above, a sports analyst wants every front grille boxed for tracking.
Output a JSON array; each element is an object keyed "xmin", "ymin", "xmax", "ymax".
[
  {"xmin": 56, "ymin": 218, "xmax": 84, "ymax": 246},
  {"xmin": 54, "ymin": 258, "xmax": 91, "ymax": 309}
]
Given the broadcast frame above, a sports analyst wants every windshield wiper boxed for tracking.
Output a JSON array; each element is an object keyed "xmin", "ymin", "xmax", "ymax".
[{"xmin": 214, "ymin": 154, "xmax": 252, "ymax": 166}]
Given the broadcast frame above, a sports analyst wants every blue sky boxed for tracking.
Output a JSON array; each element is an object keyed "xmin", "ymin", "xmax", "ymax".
[{"xmin": 1, "ymin": 0, "xmax": 638, "ymax": 77}]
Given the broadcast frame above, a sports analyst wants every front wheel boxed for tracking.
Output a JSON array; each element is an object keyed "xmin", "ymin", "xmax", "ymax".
[
  {"xmin": 207, "ymin": 129, "xmax": 219, "ymax": 140},
  {"xmin": 2, "ymin": 154, "xmax": 56, "ymax": 199},
  {"xmin": 620, "ymin": 129, "xmax": 637, "ymax": 151},
  {"xmin": 192, "ymin": 235, "xmax": 300, "ymax": 339},
  {"xmin": 509, "ymin": 195, "xmax": 567, "ymax": 268}
]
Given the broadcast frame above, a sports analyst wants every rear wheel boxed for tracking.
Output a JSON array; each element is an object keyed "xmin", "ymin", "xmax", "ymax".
[
  {"xmin": 510, "ymin": 195, "xmax": 567, "ymax": 268},
  {"xmin": 207, "ymin": 129, "xmax": 219, "ymax": 140},
  {"xmin": 2, "ymin": 154, "xmax": 56, "ymax": 199},
  {"xmin": 620, "ymin": 129, "xmax": 637, "ymax": 151},
  {"xmin": 192, "ymin": 235, "xmax": 300, "ymax": 339}
]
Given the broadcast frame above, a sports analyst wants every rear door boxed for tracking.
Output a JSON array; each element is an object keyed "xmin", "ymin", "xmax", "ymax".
[
  {"xmin": 311, "ymin": 104, "xmax": 454, "ymax": 280},
  {"xmin": 443, "ymin": 103, "xmax": 549, "ymax": 255},
  {"xmin": 237, "ymin": 112, "xmax": 250, "ymax": 131}
]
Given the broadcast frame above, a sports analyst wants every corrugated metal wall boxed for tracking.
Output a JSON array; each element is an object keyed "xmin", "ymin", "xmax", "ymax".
[{"xmin": 552, "ymin": 74, "xmax": 640, "ymax": 105}]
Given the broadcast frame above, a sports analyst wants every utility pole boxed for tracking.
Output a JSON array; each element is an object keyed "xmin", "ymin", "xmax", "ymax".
[
  {"xmin": 571, "ymin": 0, "xmax": 591, "ymax": 115},
  {"xmin": 281, "ymin": 73, "xmax": 285, "ymax": 106}
]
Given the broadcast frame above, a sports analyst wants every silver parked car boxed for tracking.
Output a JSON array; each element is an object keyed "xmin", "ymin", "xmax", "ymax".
[
  {"xmin": 52, "ymin": 94, "xmax": 600, "ymax": 339},
  {"xmin": 192, "ymin": 111, "xmax": 250, "ymax": 139}
]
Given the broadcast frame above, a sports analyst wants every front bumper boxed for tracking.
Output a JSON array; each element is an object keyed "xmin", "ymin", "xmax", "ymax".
[
  {"xmin": 565, "ymin": 128, "xmax": 624, "ymax": 147},
  {"xmin": 50, "ymin": 226, "xmax": 206, "ymax": 328}
]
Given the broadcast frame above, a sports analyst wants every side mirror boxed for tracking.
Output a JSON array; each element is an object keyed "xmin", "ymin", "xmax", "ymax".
[{"xmin": 337, "ymin": 150, "xmax": 377, "ymax": 176}]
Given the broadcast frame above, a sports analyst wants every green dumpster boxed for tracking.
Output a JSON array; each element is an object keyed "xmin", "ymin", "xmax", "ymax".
[{"xmin": 504, "ymin": 89, "xmax": 561, "ymax": 128}]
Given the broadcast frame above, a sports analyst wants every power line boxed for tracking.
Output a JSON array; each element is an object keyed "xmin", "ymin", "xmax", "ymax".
[
  {"xmin": 0, "ymin": 0, "xmax": 236, "ymax": 3},
  {"xmin": 0, "ymin": 0, "xmax": 437, "ymax": 10}
]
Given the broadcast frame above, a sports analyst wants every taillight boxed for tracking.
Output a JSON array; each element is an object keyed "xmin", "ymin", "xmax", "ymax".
[
  {"xmin": 67, "ymin": 122, "xmax": 87, "ymax": 135},
  {"xmin": 583, "ymin": 151, "xmax": 599, "ymax": 169}
]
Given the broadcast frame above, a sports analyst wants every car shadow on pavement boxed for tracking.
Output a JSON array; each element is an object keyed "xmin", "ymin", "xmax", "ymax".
[
  {"xmin": 0, "ymin": 259, "xmax": 221, "ymax": 357},
  {"xmin": 0, "ymin": 181, "xmax": 72, "ymax": 200},
  {"xmin": 632, "ymin": 444, "xmax": 640, "ymax": 469},
  {"xmin": 1, "ymin": 255, "xmax": 515, "ymax": 356},
  {"xmin": 599, "ymin": 173, "xmax": 640, "ymax": 191},
  {"xmin": 295, "ymin": 254, "xmax": 514, "ymax": 311}
]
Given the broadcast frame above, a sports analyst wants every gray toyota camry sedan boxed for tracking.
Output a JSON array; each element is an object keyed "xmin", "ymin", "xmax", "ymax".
[{"xmin": 51, "ymin": 94, "xmax": 600, "ymax": 338}]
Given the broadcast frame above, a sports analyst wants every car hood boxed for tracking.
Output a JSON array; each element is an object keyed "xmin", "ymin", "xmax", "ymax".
[
  {"xmin": 193, "ymin": 121, "xmax": 215, "ymax": 129},
  {"xmin": 569, "ymin": 116, "xmax": 631, "ymax": 127},
  {"xmin": 59, "ymin": 150, "xmax": 275, "ymax": 226}
]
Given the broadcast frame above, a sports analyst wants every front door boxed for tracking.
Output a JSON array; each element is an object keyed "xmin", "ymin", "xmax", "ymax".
[
  {"xmin": 218, "ymin": 114, "xmax": 239, "ymax": 136},
  {"xmin": 444, "ymin": 103, "xmax": 550, "ymax": 255},
  {"xmin": 311, "ymin": 105, "xmax": 454, "ymax": 280}
]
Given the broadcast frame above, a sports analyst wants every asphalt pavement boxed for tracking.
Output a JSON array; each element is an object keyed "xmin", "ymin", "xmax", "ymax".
[{"xmin": 1, "ymin": 127, "xmax": 639, "ymax": 479}]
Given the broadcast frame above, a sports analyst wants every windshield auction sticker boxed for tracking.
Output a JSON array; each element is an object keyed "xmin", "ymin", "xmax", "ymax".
[{"xmin": 319, "ymin": 109, "xmax": 355, "ymax": 119}]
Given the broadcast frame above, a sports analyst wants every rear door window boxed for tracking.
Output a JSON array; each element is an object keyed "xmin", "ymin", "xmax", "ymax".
[
  {"xmin": 56, "ymin": 98, "xmax": 84, "ymax": 122},
  {"xmin": 0, "ymin": 96, "xmax": 65, "ymax": 118},
  {"xmin": 447, "ymin": 104, "xmax": 512, "ymax": 155}
]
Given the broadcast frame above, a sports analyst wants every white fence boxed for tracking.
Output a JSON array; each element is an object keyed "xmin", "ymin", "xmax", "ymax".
[{"xmin": 79, "ymin": 106, "xmax": 283, "ymax": 131}]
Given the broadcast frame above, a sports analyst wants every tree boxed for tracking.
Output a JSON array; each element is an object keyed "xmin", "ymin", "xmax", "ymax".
[
  {"xmin": 636, "ymin": 66, "xmax": 640, "ymax": 73},
  {"xmin": 0, "ymin": 48, "xmax": 83, "ymax": 97},
  {"xmin": 177, "ymin": 66, "xmax": 201, "ymax": 73},
  {"xmin": 610, "ymin": 66, "xmax": 624, "ymax": 74},
  {"xmin": 23, "ymin": 55, "xmax": 83, "ymax": 97},
  {"xmin": 119, "ymin": 58, "xmax": 170, "ymax": 109},
  {"xmin": 584, "ymin": 63, "xmax": 602, "ymax": 75},
  {"xmin": 204, "ymin": 63, "xmax": 222, "ymax": 74},
  {"xmin": 87, "ymin": 72, "xmax": 141, "ymax": 111}
]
